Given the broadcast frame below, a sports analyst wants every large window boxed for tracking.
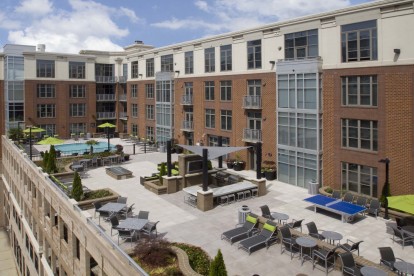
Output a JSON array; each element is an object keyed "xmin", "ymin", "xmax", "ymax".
[
  {"xmin": 131, "ymin": 124, "xmax": 138, "ymax": 136},
  {"xmin": 69, "ymin": 103, "xmax": 86, "ymax": 117},
  {"xmin": 205, "ymin": 81, "xmax": 215, "ymax": 101},
  {"xmin": 342, "ymin": 119, "xmax": 378, "ymax": 151},
  {"xmin": 247, "ymin": 80, "xmax": 261, "ymax": 96},
  {"xmin": 220, "ymin": 110, "xmax": 232, "ymax": 131},
  {"xmin": 208, "ymin": 135, "xmax": 230, "ymax": 146},
  {"xmin": 205, "ymin": 48, "xmax": 215, "ymax": 73},
  {"xmin": 220, "ymin": 45, "xmax": 232, "ymax": 71},
  {"xmin": 146, "ymin": 58, "xmax": 154, "ymax": 77},
  {"xmin": 95, "ymin": 64, "xmax": 113, "ymax": 77},
  {"xmin": 247, "ymin": 40, "xmax": 261, "ymax": 69},
  {"xmin": 146, "ymin": 105, "xmax": 154, "ymax": 120},
  {"xmin": 8, "ymin": 103, "xmax": 24, "ymax": 122},
  {"xmin": 131, "ymin": 104, "xmax": 138, "ymax": 117},
  {"xmin": 37, "ymin": 84, "xmax": 55, "ymax": 98},
  {"xmin": 70, "ymin": 85, "xmax": 86, "ymax": 98},
  {"xmin": 342, "ymin": 162, "xmax": 377, "ymax": 197},
  {"xmin": 70, "ymin": 123, "xmax": 86, "ymax": 135},
  {"xmin": 131, "ymin": 61, "xmax": 139, "ymax": 78},
  {"xmin": 285, "ymin": 29, "xmax": 318, "ymax": 60},
  {"xmin": 131, "ymin": 84, "xmax": 138, "ymax": 98},
  {"xmin": 278, "ymin": 73, "xmax": 318, "ymax": 109},
  {"xmin": 69, "ymin": 62, "xmax": 85, "ymax": 79},
  {"xmin": 37, "ymin": 104, "xmax": 55, "ymax": 118},
  {"xmin": 36, "ymin": 60, "xmax": 55, "ymax": 78},
  {"xmin": 161, "ymin": 54, "xmax": 173, "ymax": 72},
  {"xmin": 220, "ymin": 80, "xmax": 232, "ymax": 101},
  {"xmin": 146, "ymin": 126, "xmax": 155, "ymax": 141},
  {"xmin": 185, "ymin": 51, "xmax": 194, "ymax": 74},
  {"xmin": 205, "ymin": 109, "xmax": 215, "ymax": 128},
  {"xmin": 278, "ymin": 112, "xmax": 318, "ymax": 150},
  {"xmin": 342, "ymin": 76, "xmax": 377, "ymax": 106},
  {"xmin": 341, "ymin": 20, "xmax": 377, "ymax": 62},
  {"xmin": 146, "ymin": 83, "xmax": 154, "ymax": 98},
  {"xmin": 38, "ymin": 124, "xmax": 56, "ymax": 136}
]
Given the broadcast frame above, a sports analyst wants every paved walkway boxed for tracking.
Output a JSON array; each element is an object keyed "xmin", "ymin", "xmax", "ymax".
[
  {"xmin": 0, "ymin": 230, "xmax": 18, "ymax": 276},
  {"xmin": 80, "ymin": 152, "xmax": 413, "ymax": 276}
]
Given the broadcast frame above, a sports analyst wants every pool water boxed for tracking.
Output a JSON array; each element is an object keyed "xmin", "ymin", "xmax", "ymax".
[{"xmin": 55, "ymin": 142, "xmax": 115, "ymax": 154}]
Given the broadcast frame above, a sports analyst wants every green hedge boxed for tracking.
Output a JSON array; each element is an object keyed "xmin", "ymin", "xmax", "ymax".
[{"xmin": 173, "ymin": 243, "xmax": 210, "ymax": 275}]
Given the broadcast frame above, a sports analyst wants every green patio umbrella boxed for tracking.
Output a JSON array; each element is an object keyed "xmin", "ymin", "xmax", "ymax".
[
  {"xmin": 387, "ymin": 195, "xmax": 414, "ymax": 215},
  {"xmin": 23, "ymin": 126, "xmax": 45, "ymax": 160},
  {"xmin": 37, "ymin": 136, "xmax": 64, "ymax": 145},
  {"xmin": 97, "ymin": 122, "xmax": 116, "ymax": 151}
]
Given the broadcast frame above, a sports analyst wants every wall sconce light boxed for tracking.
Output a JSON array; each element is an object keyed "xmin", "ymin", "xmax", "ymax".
[
  {"xmin": 263, "ymin": 82, "xmax": 266, "ymax": 87},
  {"xmin": 394, "ymin": 49, "xmax": 401, "ymax": 55},
  {"xmin": 269, "ymin": 61, "xmax": 275, "ymax": 65},
  {"xmin": 175, "ymin": 70, "xmax": 180, "ymax": 74},
  {"xmin": 138, "ymin": 73, "xmax": 143, "ymax": 78}
]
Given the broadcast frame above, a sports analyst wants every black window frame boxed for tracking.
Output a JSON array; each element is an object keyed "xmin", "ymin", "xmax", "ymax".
[
  {"xmin": 341, "ymin": 20, "xmax": 377, "ymax": 62},
  {"xmin": 146, "ymin": 58, "xmax": 154, "ymax": 77},
  {"xmin": 69, "ymin": 62, "xmax": 85, "ymax": 79},
  {"xmin": 185, "ymin": 51, "xmax": 194, "ymax": 74},
  {"xmin": 284, "ymin": 29, "xmax": 318, "ymax": 60},
  {"xmin": 161, "ymin": 54, "xmax": 174, "ymax": 72},
  {"xmin": 220, "ymin": 44, "xmax": 232, "ymax": 71},
  {"xmin": 247, "ymin": 40, "xmax": 262, "ymax": 69},
  {"xmin": 205, "ymin": 47, "xmax": 215, "ymax": 73},
  {"xmin": 36, "ymin": 60, "xmax": 55, "ymax": 78}
]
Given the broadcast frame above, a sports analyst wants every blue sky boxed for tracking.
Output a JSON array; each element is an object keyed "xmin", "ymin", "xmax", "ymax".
[{"xmin": 0, "ymin": 0, "xmax": 373, "ymax": 53}]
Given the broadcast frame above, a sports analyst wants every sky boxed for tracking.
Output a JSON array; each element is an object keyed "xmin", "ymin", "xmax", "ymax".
[{"xmin": 0, "ymin": 0, "xmax": 374, "ymax": 53}]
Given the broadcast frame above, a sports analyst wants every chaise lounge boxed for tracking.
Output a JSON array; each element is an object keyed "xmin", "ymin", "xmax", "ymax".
[
  {"xmin": 237, "ymin": 220, "xmax": 278, "ymax": 255},
  {"xmin": 221, "ymin": 214, "xmax": 259, "ymax": 244}
]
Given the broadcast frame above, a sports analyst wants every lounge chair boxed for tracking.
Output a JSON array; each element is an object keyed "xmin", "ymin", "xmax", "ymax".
[
  {"xmin": 138, "ymin": 210, "xmax": 149, "ymax": 220},
  {"xmin": 280, "ymin": 225, "xmax": 299, "ymax": 260},
  {"xmin": 391, "ymin": 226, "xmax": 414, "ymax": 249},
  {"xmin": 110, "ymin": 215, "xmax": 122, "ymax": 236},
  {"xmin": 119, "ymin": 204, "xmax": 135, "ymax": 219},
  {"xmin": 287, "ymin": 219, "xmax": 304, "ymax": 232},
  {"xmin": 221, "ymin": 214, "xmax": 259, "ymax": 244},
  {"xmin": 338, "ymin": 252, "xmax": 361, "ymax": 276},
  {"xmin": 141, "ymin": 221, "xmax": 159, "ymax": 238},
  {"xmin": 237, "ymin": 220, "xmax": 278, "ymax": 255},
  {"xmin": 367, "ymin": 199, "xmax": 381, "ymax": 219},
  {"xmin": 339, "ymin": 239, "xmax": 364, "ymax": 256},
  {"xmin": 343, "ymin": 192, "xmax": 354, "ymax": 203},
  {"xmin": 313, "ymin": 245, "xmax": 340, "ymax": 275},
  {"xmin": 306, "ymin": 221, "xmax": 325, "ymax": 240},
  {"xmin": 117, "ymin": 229, "xmax": 137, "ymax": 246},
  {"xmin": 378, "ymin": 247, "xmax": 404, "ymax": 271},
  {"xmin": 260, "ymin": 205, "xmax": 275, "ymax": 220},
  {"xmin": 355, "ymin": 196, "xmax": 367, "ymax": 207},
  {"xmin": 331, "ymin": 190, "xmax": 341, "ymax": 199}
]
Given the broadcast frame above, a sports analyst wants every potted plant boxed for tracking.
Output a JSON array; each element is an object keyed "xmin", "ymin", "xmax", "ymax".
[
  {"xmin": 262, "ymin": 160, "xmax": 277, "ymax": 180},
  {"xmin": 226, "ymin": 158, "xmax": 235, "ymax": 169},
  {"xmin": 233, "ymin": 154, "xmax": 246, "ymax": 171}
]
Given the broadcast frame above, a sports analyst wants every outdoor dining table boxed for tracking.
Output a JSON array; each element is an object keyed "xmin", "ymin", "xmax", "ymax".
[
  {"xmin": 321, "ymin": 230, "xmax": 343, "ymax": 245},
  {"xmin": 118, "ymin": 218, "xmax": 149, "ymax": 231},
  {"xmin": 360, "ymin": 266, "xmax": 387, "ymax": 276},
  {"xmin": 183, "ymin": 181, "xmax": 257, "ymax": 198},
  {"xmin": 271, "ymin": 212, "xmax": 289, "ymax": 224},
  {"xmin": 296, "ymin": 236, "xmax": 317, "ymax": 266},
  {"xmin": 98, "ymin": 202, "xmax": 126, "ymax": 223},
  {"xmin": 394, "ymin": 261, "xmax": 414, "ymax": 275}
]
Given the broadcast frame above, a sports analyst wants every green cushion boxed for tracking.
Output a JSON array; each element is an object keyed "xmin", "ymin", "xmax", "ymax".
[
  {"xmin": 246, "ymin": 215, "xmax": 257, "ymax": 224},
  {"xmin": 263, "ymin": 223, "xmax": 276, "ymax": 232}
]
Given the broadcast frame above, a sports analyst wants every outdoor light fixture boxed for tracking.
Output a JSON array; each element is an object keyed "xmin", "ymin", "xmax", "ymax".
[
  {"xmin": 394, "ymin": 49, "xmax": 401, "ymax": 55},
  {"xmin": 269, "ymin": 61, "xmax": 275, "ymax": 65},
  {"xmin": 379, "ymin": 157, "xmax": 390, "ymax": 220},
  {"xmin": 175, "ymin": 70, "xmax": 180, "ymax": 74},
  {"xmin": 138, "ymin": 73, "xmax": 143, "ymax": 78}
]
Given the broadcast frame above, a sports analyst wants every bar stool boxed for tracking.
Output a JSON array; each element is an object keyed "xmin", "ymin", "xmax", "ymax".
[
  {"xmin": 251, "ymin": 188, "xmax": 258, "ymax": 197},
  {"xmin": 227, "ymin": 193, "xmax": 236, "ymax": 204},
  {"xmin": 244, "ymin": 190, "xmax": 252, "ymax": 200},
  {"xmin": 219, "ymin": 195, "xmax": 228, "ymax": 205},
  {"xmin": 236, "ymin": 191, "xmax": 245, "ymax": 201}
]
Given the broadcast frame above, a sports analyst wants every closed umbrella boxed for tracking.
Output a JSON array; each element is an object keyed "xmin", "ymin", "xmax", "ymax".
[
  {"xmin": 37, "ymin": 137, "xmax": 64, "ymax": 145},
  {"xmin": 387, "ymin": 195, "xmax": 414, "ymax": 215},
  {"xmin": 97, "ymin": 122, "xmax": 116, "ymax": 151},
  {"xmin": 23, "ymin": 126, "xmax": 45, "ymax": 160}
]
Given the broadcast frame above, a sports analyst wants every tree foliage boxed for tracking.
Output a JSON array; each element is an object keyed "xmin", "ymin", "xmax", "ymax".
[
  {"xmin": 43, "ymin": 151, "xmax": 50, "ymax": 171},
  {"xmin": 8, "ymin": 128, "xmax": 23, "ymax": 141},
  {"xmin": 47, "ymin": 145, "xmax": 58, "ymax": 173},
  {"xmin": 159, "ymin": 162, "xmax": 167, "ymax": 185},
  {"xmin": 71, "ymin": 172, "xmax": 83, "ymax": 201},
  {"xmin": 209, "ymin": 249, "xmax": 227, "ymax": 276}
]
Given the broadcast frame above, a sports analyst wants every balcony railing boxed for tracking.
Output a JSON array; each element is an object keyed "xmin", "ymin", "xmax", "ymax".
[
  {"xmin": 180, "ymin": 95, "xmax": 193, "ymax": 105},
  {"xmin": 96, "ymin": 94, "xmax": 115, "ymax": 101},
  {"xmin": 96, "ymin": 112, "xmax": 116, "ymax": 119},
  {"xmin": 119, "ymin": 94, "xmax": 127, "ymax": 101},
  {"xmin": 119, "ymin": 112, "xmax": 128, "ymax": 119},
  {"xmin": 243, "ymin": 96, "xmax": 262, "ymax": 109},
  {"xmin": 243, "ymin": 128, "xmax": 262, "ymax": 142},
  {"xmin": 95, "ymin": 76, "xmax": 117, "ymax": 83},
  {"xmin": 118, "ymin": 76, "xmax": 127, "ymax": 83},
  {"xmin": 181, "ymin": 121, "xmax": 194, "ymax": 131}
]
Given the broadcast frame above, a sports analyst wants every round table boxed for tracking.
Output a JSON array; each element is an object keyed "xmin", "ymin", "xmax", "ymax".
[
  {"xmin": 296, "ymin": 236, "xmax": 317, "ymax": 265},
  {"xmin": 360, "ymin": 266, "xmax": 387, "ymax": 276},
  {"xmin": 321, "ymin": 231, "xmax": 343, "ymax": 245},
  {"xmin": 271, "ymin": 212, "xmax": 289, "ymax": 224},
  {"xmin": 394, "ymin": 261, "xmax": 414, "ymax": 275}
]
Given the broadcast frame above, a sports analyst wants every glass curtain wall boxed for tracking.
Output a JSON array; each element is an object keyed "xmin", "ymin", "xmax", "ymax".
[{"xmin": 155, "ymin": 72, "xmax": 175, "ymax": 146}]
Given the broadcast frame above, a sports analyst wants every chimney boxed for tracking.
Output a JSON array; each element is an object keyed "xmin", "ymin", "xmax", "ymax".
[{"xmin": 37, "ymin": 44, "xmax": 46, "ymax": 52}]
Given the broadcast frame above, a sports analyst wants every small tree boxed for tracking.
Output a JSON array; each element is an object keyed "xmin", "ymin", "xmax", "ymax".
[
  {"xmin": 209, "ymin": 249, "xmax": 227, "ymax": 276},
  {"xmin": 159, "ymin": 162, "xmax": 167, "ymax": 185},
  {"xmin": 8, "ymin": 128, "xmax": 23, "ymax": 141},
  {"xmin": 42, "ymin": 151, "xmax": 50, "ymax": 171},
  {"xmin": 47, "ymin": 145, "xmax": 58, "ymax": 173},
  {"xmin": 71, "ymin": 172, "xmax": 83, "ymax": 201}
]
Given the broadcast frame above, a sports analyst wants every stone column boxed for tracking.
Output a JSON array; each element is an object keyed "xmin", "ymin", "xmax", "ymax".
[
  {"xmin": 248, "ymin": 178, "xmax": 267, "ymax": 196},
  {"xmin": 197, "ymin": 189, "xmax": 214, "ymax": 211}
]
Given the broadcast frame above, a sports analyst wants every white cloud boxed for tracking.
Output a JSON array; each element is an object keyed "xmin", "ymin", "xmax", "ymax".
[
  {"xmin": 152, "ymin": 17, "xmax": 222, "ymax": 32},
  {"xmin": 120, "ymin": 7, "xmax": 140, "ymax": 23},
  {"xmin": 195, "ymin": 0, "xmax": 209, "ymax": 12},
  {"xmin": 15, "ymin": 0, "xmax": 53, "ymax": 16},
  {"xmin": 0, "ymin": 12, "xmax": 21, "ymax": 29}
]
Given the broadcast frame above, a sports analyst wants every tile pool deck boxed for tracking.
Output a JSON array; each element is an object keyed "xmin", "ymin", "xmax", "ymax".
[{"xmin": 77, "ymin": 149, "xmax": 413, "ymax": 275}]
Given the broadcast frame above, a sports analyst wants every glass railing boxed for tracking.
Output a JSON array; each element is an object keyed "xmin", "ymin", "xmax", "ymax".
[
  {"xmin": 243, "ymin": 96, "xmax": 262, "ymax": 109},
  {"xmin": 243, "ymin": 128, "xmax": 262, "ymax": 142}
]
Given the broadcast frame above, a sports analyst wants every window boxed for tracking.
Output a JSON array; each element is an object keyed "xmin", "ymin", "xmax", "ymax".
[
  {"xmin": 70, "ymin": 104, "xmax": 86, "ymax": 117},
  {"xmin": 278, "ymin": 112, "xmax": 318, "ymax": 150},
  {"xmin": 247, "ymin": 40, "xmax": 261, "ymax": 69},
  {"xmin": 123, "ymin": 63, "xmax": 128, "ymax": 79},
  {"xmin": 342, "ymin": 162, "xmax": 377, "ymax": 197},
  {"xmin": 8, "ymin": 103, "xmax": 24, "ymax": 122},
  {"xmin": 341, "ymin": 20, "xmax": 377, "ymax": 62},
  {"xmin": 36, "ymin": 60, "xmax": 55, "ymax": 78},
  {"xmin": 278, "ymin": 73, "xmax": 318, "ymax": 109},
  {"xmin": 185, "ymin": 51, "xmax": 194, "ymax": 74},
  {"xmin": 69, "ymin": 85, "xmax": 86, "ymax": 98},
  {"xmin": 70, "ymin": 123, "xmax": 86, "ymax": 135},
  {"xmin": 69, "ymin": 62, "xmax": 85, "ymax": 79},
  {"xmin": 131, "ymin": 61, "xmax": 138, "ymax": 78},
  {"xmin": 285, "ymin": 29, "xmax": 318, "ymax": 60},
  {"xmin": 37, "ymin": 104, "xmax": 55, "ymax": 118},
  {"xmin": 220, "ymin": 80, "xmax": 232, "ymax": 101},
  {"xmin": 131, "ymin": 124, "xmax": 138, "ymax": 136},
  {"xmin": 63, "ymin": 223, "xmax": 68, "ymax": 243},
  {"xmin": 146, "ymin": 105, "xmax": 154, "ymax": 120},
  {"xmin": 37, "ymin": 84, "xmax": 55, "ymax": 98},
  {"xmin": 220, "ymin": 45, "xmax": 232, "ymax": 71},
  {"xmin": 75, "ymin": 237, "xmax": 80, "ymax": 260},
  {"xmin": 146, "ymin": 58, "xmax": 154, "ymax": 77},
  {"xmin": 95, "ymin": 64, "xmax": 113, "ymax": 77},
  {"xmin": 205, "ymin": 47, "xmax": 215, "ymax": 73},
  {"xmin": 247, "ymin": 80, "xmax": 261, "ymax": 96},
  {"xmin": 205, "ymin": 109, "xmax": 215, "ymax": 128},
  {"xmin": 146, "ymin": 84, "xmax": 154, "ymax": 98},
  {"xmin": 161, "ymin": 54, "xmax": 173, "ymax": 72},
  {"xmin": 342, "ymin": 119, "xmax": 378, "ymax": 151},
  {"xmin": 131, "ymin": 84, "xmax": 138, "ymax": 98},
  {"xmin": 39, "ymin": 124, "xmax": 56, "ymax": 136},
  {"xmin": 131, "ymin": 104, "xmax": 138, "ymax": 117},
  {"xmin": 342, "ymin": 76, "xmax": 377, "ymax": 106},
  {"xmin": 146, "ymin": 126, "xmax": 155, "ymax": 141},
  {"xmin": 205, "ymin": 81, "xmax": 215, "ymax": 101},
  {"xmin": 221, "ymin": 110, "xmax": 232, "ymax": 131}
]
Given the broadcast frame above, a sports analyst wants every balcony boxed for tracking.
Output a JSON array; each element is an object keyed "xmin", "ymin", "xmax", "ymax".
[
  {"xmin": 118, "ymin": 76, "xmax": 127, "ymax": 83},
  {"xmin": 119, "ymin": 94, "xmax": 127, "ymax": 101},
  {"xmin": 243, "ymin": 128, "xmax": 262, "ymax": 142},
  {"xmin": 243, "ymin": 96, "xmax": 262, "ymax": 109},
  {"xmin": 119, "ymin": 112, "xmax": 128, "ymax": 119},
  {"xmin": 96, "ymin": 94, "xmax": 115, "ymax": 101},
  {"xmin": 96, "ymin": 112, "xmax": 116, "ymax": 119},
  {"xmin": 181, "ymin": 121, "xmax": 194, "ymax": 132},
  {"xmin": 95, "ymin": 76, "xmax": 116, "ymax": 83},
  {"xmin": 180, "ymin": 95, "xmax": 193, "ymax": 105}
]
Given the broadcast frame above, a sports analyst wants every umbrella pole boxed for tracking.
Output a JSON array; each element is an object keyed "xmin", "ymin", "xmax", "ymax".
[{"xmin": 107, "ymin": 127, "xmax": 110, "ymax": 151}]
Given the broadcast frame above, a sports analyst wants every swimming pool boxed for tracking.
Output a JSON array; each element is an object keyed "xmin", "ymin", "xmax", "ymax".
[{"xmin": 55, "ymin": 142, "xmax": 115, "ymax": 154}]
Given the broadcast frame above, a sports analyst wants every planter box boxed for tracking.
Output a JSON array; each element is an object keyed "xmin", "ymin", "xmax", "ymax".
[
  {"xmin": 226, "ymin": 161, "xmax": 234, "ymax": 169},
  {"xmin": 265, "ymin": 170, "xmax": 277, "ymax": 180},
  {"xmin": 144, "ymin": 179, "xmax": 168, "ymax": 195},
  {"xmin": 76, "ymin": 188, "xmax": 119, "ymax": 210},
  {"xmin": 233, "ymin": 162, "xmax": 245, "ymax": 171}
]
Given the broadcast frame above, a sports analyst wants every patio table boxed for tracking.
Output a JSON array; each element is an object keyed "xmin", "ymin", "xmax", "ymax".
[
  {"xmin": 296, "ymin": 236, "xmax": 317, "ymax": 265},
  {"xmin": 394, "ymin": 261, "xmax": 414, "ymax": 275},
  {"xmin": 118, "ymin": 218, "xmax": 149, "ymax": 231},
  {"xmin": 361, "ymin": 266, "xmax": 387, "ymax": 276},
  {"xmin": 98, "ymin": 203, "xmax": 126, "ymax": 223},
  {"xmin": 271, "ymin": 212, "xmax": 289, "ymax": 224},
  {"xmin": 321, "ymin": 230, "xmax": 343, "ymax": 245}
]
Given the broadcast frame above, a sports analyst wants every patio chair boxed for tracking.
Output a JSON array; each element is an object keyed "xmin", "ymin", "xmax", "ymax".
[
  {"xmin": 378, "ymin": 247, "xmax": 404, "ymax": 271},
  {"xmin": 141, "ymin": 221, "xmax": 159, "ymax": 238},
  {"xmin": 119, "ymin": 204, "xmax": 135, "ymax": 219},
  {"xmin": 227, "ymin": 175, "xmax": 241, "ymax": 184},
  {"xmin": 366, "ymin": 199, "xmax": 381, "ymax": 219},
  {"xmin": 93, "ymin": 202, "xmax": 111, "ymax": 219},
  {"xmin": 355, "ymin": 196, "xmax": 367, "ymax": 208},
  {"xmin": 117, "ymin": 229, "xmax": 137, "ymax": 246},
  {"xmin": 338, "ymin": 252, "xmax": 361, "ymax": 276},
  {"xmin": 279, "ymin": 225, "xmax": 299, "ymax": 260},
  {"xmin": 306, "ymin": 221, "xmax": 325, "ymax": 240},
  {"xmin": 117, "ymin": 197, "xmax": 127, "ymax": 204},
  {"xmin": 110, "ymin": 215, "xmax": 122, "ymax": 236},
  {"xmin": 395, "ymin": 217, "xmax": 406, "ymax": 228},
  {"xmin": 91, "ymin": 156, "xmax": 99, "ymax": 167},
  {"xmin": 312, "ymin": 245, "xmax": 340, "ymax": 275},
  {"xmin": 260, "ymin": 205, "xmax": 275, "ymax": 220},
  {"xmin": 391, "ymin": 226, "xmax": 414, "ymax": 249},
  {"xmin": 343, "ymin": 192, "xmax": 354, "ymax": 203},
  {"xmin": 286, "ymin": 219, "xmax": 304, "ymax": 232},
  {"xmin": 237, "ymin": 220, "xmax": 278, "ymax": 255},
  {"xmin": 221, "ymin": 214, "xmax": 259, "ymax": 244},
  {"xmin": 138, "ymin": 210, "xmax": 149, "ymax": 220},
  {"xmin": 339, "ymin": 239, "xmax": 364, "ymax": 256},
  {"xmin": 331, "ymin": 190, "xmax": 341, "ymax": 199},
  {"xmin": 92, "ymin": 201, "xmax": 102, "ymax": 218}
]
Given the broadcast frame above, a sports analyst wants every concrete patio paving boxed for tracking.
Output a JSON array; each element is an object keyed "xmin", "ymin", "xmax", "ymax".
[{"xmin": 78, "ymin": 150, "xmax": 413, "ymax": 276}]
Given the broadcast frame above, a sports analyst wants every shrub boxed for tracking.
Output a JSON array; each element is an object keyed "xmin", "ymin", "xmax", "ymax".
[
  {"xmin": 47, "ymin": 145, "xmax": 58, "ymax": 174},
  {"xmin": 134, "ymin": 237, "xmax": 176, "ymax": 267},
  {"xmin": 159, "ymin": 163, "xmax": 167, "ymax": 185},
  {"xmin": 71, "ymin": 172, "xmax": 83, "ymax": 201},
  {"xmin": 173, "ymin": 243, "xmax": 211, "ymax": 275},
  {"xmin": 209, "ymin": 249, "xmax": 227, "ymax": 276},
  {"xmin": 325, "ymin": 186, "xmax": 333, "ymax": 194},
  {"xmin": 42, "ymin": 150, "xmax": 50, "ymax": 170},
  {"xmin": 83, "ymin": 189, "xmax": 112, "ymax": 200}
]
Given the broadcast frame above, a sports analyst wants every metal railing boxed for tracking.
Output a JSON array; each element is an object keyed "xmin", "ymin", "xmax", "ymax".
[
  {"xmin": 119, "ymin": 112, "xmax": 128, "ymax": 118},
  {"xmin": 180, "ymin": 95, "xmax": 193, "ymax": 105},
  {"xmin": 96, "ymin": 112, "xmax": 116, "ymax": 119},
  {"xmin": 96, "ymin": 94, "xmax": 116, "ymax": 101},
  {"xmin": 119, "ymin": 94, "xmax": 127, "ymax": 101},
  {"xmin": 95, "ymin": 76, "xmax": 117, "ymax": 83},
  {"xmin": 243, "ymin": 128, "xmax": 262, "ymax": 142},
  {"xmin": 243, "ymin": 96, "xmax": 262, "ymax": 109},
  {"xmin": 181, "ymin": 121, "xmax": 194, "ymax": 131},
  {"xmin": 118, "ymin": 76, "xmax": 127, "ymax": 83}
]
